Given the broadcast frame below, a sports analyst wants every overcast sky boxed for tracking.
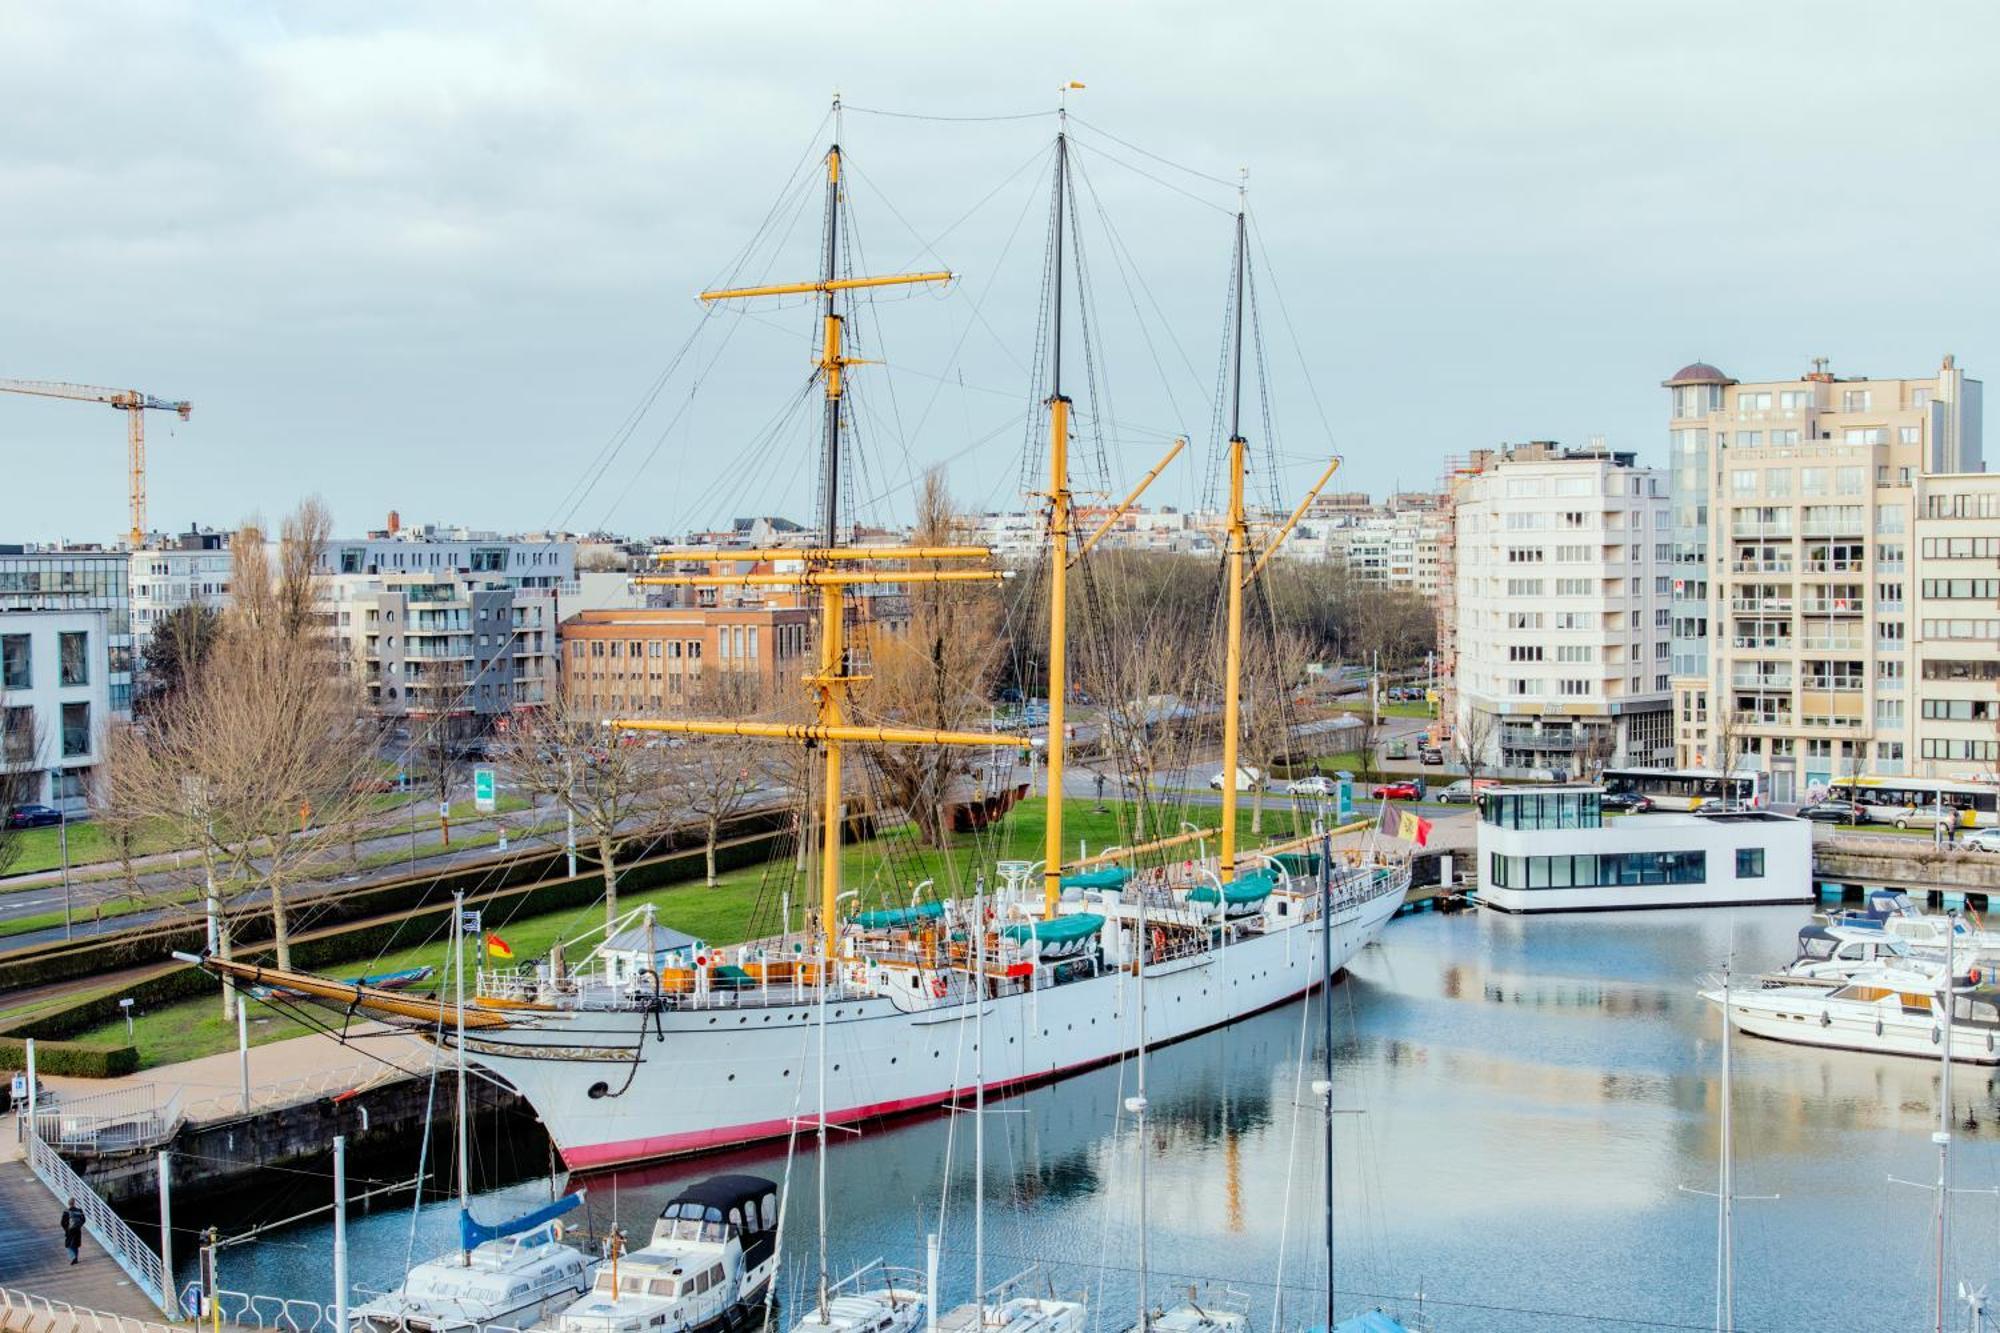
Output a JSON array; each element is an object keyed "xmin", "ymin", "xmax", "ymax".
[{"xmin": 2, "ymin": 0, "xmax": 1995, "ymax": 545}]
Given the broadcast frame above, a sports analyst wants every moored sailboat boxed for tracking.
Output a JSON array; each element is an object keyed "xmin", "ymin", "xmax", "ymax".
[{"xmin": 180, "ymin": 102, "xmax": 1410, "ymax": 1175}]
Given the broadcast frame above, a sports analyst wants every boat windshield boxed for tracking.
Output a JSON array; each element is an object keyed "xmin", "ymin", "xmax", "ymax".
[{"xmin": 1954, "ymin": 994, "xmax": 2000, "ymax": 1027}]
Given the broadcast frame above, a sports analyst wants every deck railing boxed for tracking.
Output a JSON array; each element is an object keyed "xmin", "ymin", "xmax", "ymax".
[
  {"xmin": 0, "ymin": 1283, "xmax": 182, "ymax": 1333},
  {"xmin": 22, "ymin": 1127, "xmax": 167, "ymax": 1310},
  {"xmin": 29, "ymin": 1083, "xmax": 183, "ymax": 1155}
]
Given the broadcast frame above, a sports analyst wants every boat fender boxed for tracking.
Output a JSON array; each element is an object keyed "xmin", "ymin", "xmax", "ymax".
[
  {"xmin": 1933, "ymin": 1025, "xmax": 1942, "ymax": 1045},
  {"xmin": 1819, "ymin": 1011, "xmax": 1831, "ymax": 1028},
  {"xmin": 1875, "ymin": 1017, "xmax": 1884, "ymax": 1037},
  {"xmin": 930, "ymin": 976, "xmax": 948, "ymax": 999},
  {"xmin": 1988, "ymin": 1029, "xmax": 1995, "ymax": 1054},
  {"xmin": 551, "ymin": 1221, "xmax": 564, "ymax": 1241},
  {"xmin": 1151, "ymin": 927, "xmax": 1166, "ymax": 959}
]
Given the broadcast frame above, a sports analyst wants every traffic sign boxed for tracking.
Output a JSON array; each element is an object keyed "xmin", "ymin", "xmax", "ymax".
[{"xmin": 473, "ymin": 766, "xmax": 496, "ymax": 813}]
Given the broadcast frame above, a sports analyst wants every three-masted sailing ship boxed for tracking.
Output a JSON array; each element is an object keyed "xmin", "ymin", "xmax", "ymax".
[{"xmin": 185, "ymin": 106, "xmax": 1411, "ymax": 1173}]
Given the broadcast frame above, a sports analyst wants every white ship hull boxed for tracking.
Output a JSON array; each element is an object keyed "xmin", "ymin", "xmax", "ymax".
[
  {"xmin": 456, "ymin": 877, "xmax": 1406, "ymax": 1171},
  {"xmin": 1707, "ymin": 986, "xmax": 2000, "ymax": 1065}
]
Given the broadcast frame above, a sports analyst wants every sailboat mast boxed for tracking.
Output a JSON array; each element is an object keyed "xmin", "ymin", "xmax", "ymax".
[
  {"xmin": 1935, "ymin": 915, "xmax": 1956, "ymax": 1333},
  {"xmin": 1319, "ymin": 835, "xmax": 1336, "ymax": 1333},
  {"xmin": 1041, "ymin": 127, "xmax": 1073, "ymax": 921},
  {"xmin": 816, "ymin": 940, "xmax": 831, "ymax": 1318},
  {"xmin": 1218, "ymin": 205, "xmax": 1250, "ymax": 885},
  {"xmin": 816, "ymin": 127, "xmax": 849, "ymax": 962},
  {"xmin": 1133, "ymin": 890, "xmax": 1150, "ymax": 1332},
  {"xmin": 453, "ymin": 892, "xmax": 471, "ymax": 1262},
  {"xmin": 1717, "ymin": 964, "xmax": 1733, "ymax": 1333},
  {"xmin": 973, "ymin": 882, "xmax": 987, "ymax": 1312}
]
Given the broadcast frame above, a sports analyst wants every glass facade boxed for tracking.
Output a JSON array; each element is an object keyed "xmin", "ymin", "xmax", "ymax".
[
  {"xmin": 1488, "ymin": 850, "xmax": 1708, "ymax": 889},
  {"xmin": 0, "ymin": 551, "xmax": 131, "ymax": 712},
  {"xmin": 1481, "ymin": 788, "xmax": 1603, "ymax": 830}
]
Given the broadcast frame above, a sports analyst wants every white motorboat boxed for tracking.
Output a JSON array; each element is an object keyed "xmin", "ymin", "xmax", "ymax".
[
  {"xmin": 546, "ymin": 1175, "xmax": 779, "ymax": 1333},
  {"xmin": 353, "ymin": 1220, "xmax": 596, "ymax": 1333},
  {"xmin": 1766, "ymin": 922, "xmax": 1921, "ymax": 986},
  {"xmin": 1704, "ymin": 973, "xmax": 2000, "ymax": 1064},
  {"xmin": 1824, "ymin": 890, "xmax": 2000, "ymax": 964}
]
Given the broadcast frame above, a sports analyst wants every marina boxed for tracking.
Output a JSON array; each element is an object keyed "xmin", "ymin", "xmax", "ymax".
[{"xmin": 162, "ymin": 904, "xmax": 2000, "ymax": 1332}]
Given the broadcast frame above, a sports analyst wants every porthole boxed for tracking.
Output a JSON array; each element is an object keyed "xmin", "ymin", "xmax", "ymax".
[
  {"xmin": 728, "ymin": 1074, "xmax": 736, "ymax": 1082},
  {"xmin": 783, "ymin": 1069, "xmax": 791, "ymax": 1077},
  {"xmin": 587, "ymin": 1082, "xmax": 610, "ymax": 1100}
]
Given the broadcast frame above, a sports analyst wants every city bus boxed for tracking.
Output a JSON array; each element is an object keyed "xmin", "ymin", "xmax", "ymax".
[
  {"xmin": 1599, "ymin": 767, "xmax": 1769, "ymax": 811},
  {"xmin": 1827, "ymin": 776, "xmax": 2000, "ymax": 828}
]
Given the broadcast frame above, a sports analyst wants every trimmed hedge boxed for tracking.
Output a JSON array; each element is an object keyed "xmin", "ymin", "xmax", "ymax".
[{"xmin": 0, "ymin": 1035, "xmax": 138, "ymax": 1077}]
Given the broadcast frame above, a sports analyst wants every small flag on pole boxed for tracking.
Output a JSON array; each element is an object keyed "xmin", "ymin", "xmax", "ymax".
[
  {"xmin": 1396, "ymin": 811, "xmax": 1433, "ymax": 848},
  {"xmin": 486, "ymin": 933, "xmax": 514, "ymax": 960},
  {"xmin": 1377, "ymin": 803, "xmax": 1398, "ymax": 838}
]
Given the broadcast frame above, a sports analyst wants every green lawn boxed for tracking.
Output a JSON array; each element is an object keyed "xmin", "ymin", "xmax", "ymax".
[
  {"xmin": 1381, "ymin": 700, "xmax": 1435, "ymax": 719},
  {"xmin": 1, "ymin": 817, "xmax": 188, "ymax": 878},
  {"xmin": 72, "ymin": 797, "xmax": 1309, "ymax": 1069}
]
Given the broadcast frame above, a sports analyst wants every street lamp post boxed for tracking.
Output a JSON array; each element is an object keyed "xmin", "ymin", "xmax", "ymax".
[{"xmin": 51, "ymin": 769, "xmax": 70, "ymax": 940}]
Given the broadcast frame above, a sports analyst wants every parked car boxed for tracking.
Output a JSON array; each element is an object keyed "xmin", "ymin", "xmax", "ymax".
[
  {"xmin": 1963, "ymin": 827, "xmax": 2000, "ymax": 854},
  {"xmin": 1890, "ymin": 808, "xmax": 1955, "ymax": 832},
  {"xmin": 1692, "ymin": 798, "xmax": 1729, "ymax": 814},
  {"xmin": 1372, "ymin": 780, "xmax": 1420, "ymax": 801},
  {"xmin": 4, "ymin": 804, "xmax": 62, "ymax": 830},
  {"xmin": 1417, "ymin": 745, "xmax": 1444, "ymax": 765},
  {"xmin": 1435, "ymin": 780, "xmax": 1476, "ymax": 804},
  {"xmin": 1384, "ymin": 739, "xmax": 1409, "ymax": 760},
  {"xmin": 1287, "ymin": 775, "xmax": 1336, "ymax": 797},
  {"xmin": 1798, "ymin": 800, "xmax": 1864, "ymax": 824},
  {"xmin": 1599, "ymin": 791, "xmax": 1654, "ymax": 814},
  {"xmin": 1209, "ymin": 766, "xmax": 1265, "ymax": 792}
]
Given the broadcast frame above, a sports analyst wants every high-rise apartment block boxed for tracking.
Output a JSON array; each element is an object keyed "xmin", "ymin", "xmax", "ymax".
[
  {"xmin": 1443, "ymin": 442, "xmax": 1674, "ymax": 773},
  {"xmin": 1667, "ymin": 356, "xmax": 1993, "ymax": 798}
]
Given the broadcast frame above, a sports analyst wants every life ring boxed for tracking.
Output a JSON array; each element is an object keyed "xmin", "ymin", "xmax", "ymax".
[
  {"xmin": 1151, "ymin": 927, "xmax": 1166, "ymax": 958},
  {"xmin": 930, "ymin": 976, "xmax": 948, "ymax": 999}
]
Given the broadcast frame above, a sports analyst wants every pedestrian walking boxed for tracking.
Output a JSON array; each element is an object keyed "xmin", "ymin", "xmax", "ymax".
[{"xmin": 59, "ymin": 1198, "xmax": 84, "ymax": 1265}]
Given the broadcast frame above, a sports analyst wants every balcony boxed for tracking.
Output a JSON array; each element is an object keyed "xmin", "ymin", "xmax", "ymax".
[
  {"xmin": 1730, "ymin": 671, "xmax": 1793, "ymax": 689},
  {"xmin": 1730, "ymin": 523, "xmax": 1794, "ymax": 540},
  {"xmin": 1800, "ymin": 714, "xmax": 1867, "ymax": 730},
  {"xmin": 1729, "ymin": 597, "xmax": 1795, "ymax": 614},
  {"xmin": 1732, "ymin": 634, "xmax": 1795, "ymax": 651},
  {"xmin": 1800, "ymin": 634, "xmax": 1864, "ymax": 652},
  {"xmin": 1502, "ymin": 728, "xmax": 1577, "ymax": 751},
  {"xmin": 1730, "ymin": 560, "xmax": 1794, "ymax": 575},
  {"xmin": 1799, "ymin": 599, "xmax": 1864, "ymax": 616},
  {"xmin": 1733, "ymin": 710, "xmax": 1794, "ymax": 728}
]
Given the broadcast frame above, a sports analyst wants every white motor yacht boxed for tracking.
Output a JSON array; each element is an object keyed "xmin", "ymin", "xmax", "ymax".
[
  {"xmin": 1823, "ymin": 890, "xmax": 2000, "ymax": 964},
  {"xmin": 1704, "ymin": 974, "xmax": 2000, "ymax": 1064},
  {"xmin": 547, "ymin": 1175, "xmax": 778, "ymax": 1333},
  {"xmin": 1766, "ymin": 923, "xmax": 1920, "ymax": 986},
  {"xmin": 352, "ymin": 1217, "xmax": 596, "ymax": 1333}
]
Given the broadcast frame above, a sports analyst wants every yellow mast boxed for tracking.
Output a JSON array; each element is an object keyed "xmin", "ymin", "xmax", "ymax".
[
  {"xmin": 631, "ymin": 119, "xmax": 959, "ymax": 962},
  {"xmin": 1041, "ymin": 127, "xmax": 1073, "ymax": 921},
  {"xmin": 1218, "ymin": 205, "xmax": 1250, "ymax": 885}
]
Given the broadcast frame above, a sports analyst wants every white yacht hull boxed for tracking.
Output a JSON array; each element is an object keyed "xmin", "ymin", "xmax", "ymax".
[
  {"xmin": 457, "ymin": 878, "xmax": 1406, "ymax": 1171},
  {"xmin": 1708, "ymin": 987, "xmax": 2000, "ymax": 1065}
]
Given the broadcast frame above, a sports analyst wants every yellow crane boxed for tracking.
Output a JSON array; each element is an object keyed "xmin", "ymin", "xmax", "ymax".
[{"xmin": 0, "ymin": 379, "xmax": 192, "ymax": 547}]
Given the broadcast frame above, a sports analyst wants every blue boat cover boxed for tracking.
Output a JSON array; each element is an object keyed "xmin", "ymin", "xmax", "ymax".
[
  {"xmin": 459, "ymin": 1191, "xmax": 582, "ymax": 1252},
  {"xmin": 854, "ymin": 902, "xmax": 946, "ymax": 929},
  {"xmin": 1060, "ymin": 866, "xmax": 1132, "ymax": 891},
  {"xmin": 1332, "ymin": 1315, "xmax": 1415, "ymax": 1333}
]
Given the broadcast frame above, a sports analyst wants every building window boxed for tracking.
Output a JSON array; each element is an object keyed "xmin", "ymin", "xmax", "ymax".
[
  {"xmin": 55, "ymin": 631, "xmax": 88, "ymax": 686},
  {"xmin": 1735, "ymin": 849, "xmax": 1765, "ymax": 879},
  {"xmin": 60, "ymin": 702, "xmax": 89, "ymax": 758},
  {"xmin": 0, "ymin": 635, "xmax": 28, "ymax": 690},
  {"xmin": 1842, "ymin": 389, "xmax": 1872, "ymax": 412},
  {"xmin": 2, "ymin": 706, "xmax": 32, "ymax": 762}
]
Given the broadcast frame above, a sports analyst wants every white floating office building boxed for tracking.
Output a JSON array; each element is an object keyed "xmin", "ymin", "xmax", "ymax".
[{"xmin": 1477, "ymin": 784, "xmax": 1812, "ymax": 913}]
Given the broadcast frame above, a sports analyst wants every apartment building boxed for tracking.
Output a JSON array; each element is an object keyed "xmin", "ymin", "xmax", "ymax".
[
  {"xmin": 0, "ymin": 609, "xmax": 112, "ymax": 813},
  {"xmin": 129, "ymin": 527, "xmax": 232, "ymax": 670},
  {"xmin": 560, "ymin": 606, "xmax": 813, "ymax": 715},
  {"xmin": 0, "ymin": 547, "xmax": 133, "ymax": 715},
  {"xmin": 1668, "ymin": 356, "xmax": 1987, "ymax": 798},
  {"xmin": 316, "ymin": 520, "xmax": 574, "ymax": 591},
  {"xmin": 322, "ymin": 573, "xmax": 557, "ymax": 737},
  {"xmin": 1910, "ymin": 472, "xmax": 2000, "ymax": 774},
  {"xmin": 1446, "ymin": 442, "xmax": 1674, "ymax": 773}
]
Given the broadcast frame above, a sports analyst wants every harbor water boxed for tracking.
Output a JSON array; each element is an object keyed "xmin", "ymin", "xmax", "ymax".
[{"xmin": 203, "ymin": 905, "xmax": 2000, "ymax": 1331}]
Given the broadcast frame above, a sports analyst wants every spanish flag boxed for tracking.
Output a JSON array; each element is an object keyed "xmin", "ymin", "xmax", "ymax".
[{"xmin": 486, "ymin": 933, "xmax": 514, "ymax": 960}]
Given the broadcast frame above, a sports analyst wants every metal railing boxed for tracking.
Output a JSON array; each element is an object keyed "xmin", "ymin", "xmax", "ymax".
[
  {"xmin": 23, "ymin": 1128, "xmax": 167, "ymax": 1309},
  {"xmin": 181, "ymin": 1060, "xmax": 388, "ymax": 1123},
  {"xmin": 0, "ymin": 1284, "xmax": 181, "ymax": 1333},
  {"xmin": 29, "ymin": 1083, "xmax": 183, "ymax": 1155},
  {"xmin": 186, "ymin": 1285, "xmax": 546, "ymax": 1333}
]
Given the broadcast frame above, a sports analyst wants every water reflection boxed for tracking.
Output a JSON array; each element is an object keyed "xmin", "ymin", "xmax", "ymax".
[{"xmin": 205, "ymin": 905, "xmax": 2000, "ymax": 1331}]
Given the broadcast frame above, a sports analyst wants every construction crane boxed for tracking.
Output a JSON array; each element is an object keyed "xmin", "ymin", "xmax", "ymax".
[{"xmin": 0, "ymin": 379, "xmax": 192, "ymax": 548}]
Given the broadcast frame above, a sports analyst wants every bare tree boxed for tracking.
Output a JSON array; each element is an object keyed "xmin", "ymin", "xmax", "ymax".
[
  {"xmin": 1081, "ymin": 610, "xmax": 1203, "ymax": 844},
  {"xmin": 1710, "ymin": 701, "xmax": 1745, "ymax": 802},
  {"xmin": 104, "ymin": 501, "xmax": 375, "ymax": 982},
  {"xmin": 503, "ymin": 691, "xmax": 672, "ymax": 928},
  {"xmin": 1456, "ymin": 706, "xmax": 1498, "ymax": 789},
  {"xmin": 851, "ymin": 469, "xmax": 1004, "ymax": 849},
  {"xmin": 1574, "ymin": 724, "xmax": 1617, "ymax": 783},
  {"xmin": 1240, "ymin": 626, "xmax": 1314, "ymax": 834},
  {"xmin": 0, "ymin": 710, "xmax": 45, "ymax": 878},
  {"xmin": 670, "ymin": 671, "xmax": 775, "ymax": 885}
]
